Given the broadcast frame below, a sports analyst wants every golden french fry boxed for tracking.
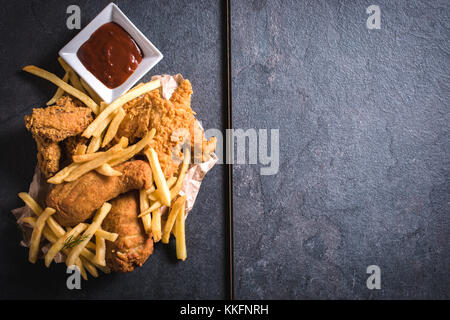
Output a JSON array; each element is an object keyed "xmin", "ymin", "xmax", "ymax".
[
  {"xmin": 86, "ymin": 136, "xmax": 102, "ymax": 154},
  {"xmin": 162, "ymin": 196, "xmax": 186, "ymax": 244},
  {"xmin": 95, "ymin": 229, "xmax": 118, "ymax": 242},
  {"xmin": 102, "ymin": 107, "xmax": 126, "ymax": 147},
  {"xmin": 47, "ymin": 72, "xmax": 69, "ymax": 105},
  {"xmin": 18, "ymin": 192, "xmax": 66, "ymax": 237},
  {"xmin": 22, "ymin": 216, "xmax": 90, "ymax": 279},
  {"xmin": 73, "ymin": 151, "xmax": 106, "ymax": 163},
  {"xmin": 148, "ymin": 177, "xmax": 177, "ymax": 201},
  {"xmin": 139, "ymin": 147, "xmax": 190, "ymax": 218},
  {"xmin": 83, "ymin": 79, "xmax": 160, "ymax": 138},
  {"xmin": 29, "ymin": 207, "xmax": 55, "ymax": 263},
  {"xmin": 151, "ymin": 209, "xmax": 162, "ymax": 242},
  {"xmin": 74, "ymin": 259, "xmax": 88, "ymax": 281},
  {"xmin": 100, "ymin": 101, "xmax": 108, "ymax": 112},
  {"xmin": 65, "ymin": 130, "xmax": 154, "ymax": 182},
  {"xmin": 75, "ymin": 144, "xmax": 87, "ymax": 155},
  {"xmin": 169, "ymin": 147, "xmax": 191, "ymax": 199},
  {"xmin": 105, "ymin": 130, "xmax": 156, "ymax": 169},
  {"xmin": 145, "ymin": 148, "xmax": 171, "ymax": 206},
  {"xmin": 66, "ymin": 202, "xmax": 112, "ymax": 267},
  {"xmin": 91, "ymin": 109, "xmax": 118, "ymax": 138},
  {"xmin": 18, "ymin": 192, "xmax": 43, "ymax": 215},
  {"xmin": 139, "ymin": 189, "xmax": 152, "ymax": 234},
  {"xmin": 85, "ymin": 241, "xmax": 96, "ymax": 251},
  {"xmin": 45, "ymin": 223, "xmax": 88, "ymax": 267},
  {"xmin": 95, "ymin": 163, "xmax": 122, "ymax": 176},
  {"xmin": 23, "ymin": 65, "xmax": 99, "ymax": 114},
  {"xmin": 175, "ymin": 201, "xmax": 187, "ymax": 261},
  {"xmin": 47, "ymin": 162, "xmax": 80, "ymax": 184},
  {"xmin": 80, "ymin": 77, "xmax": 103, "ymax": 105},
  {"xmin": 94, "ymin": 234, "xmax": 106, "ymax": 267},
  {"xmin": 80, "ymin": 256, "xmax": 98, "ymax": 278},
  {"xmin": 57, "ymin": 57, "xmax": 87, "ymax": 93}
]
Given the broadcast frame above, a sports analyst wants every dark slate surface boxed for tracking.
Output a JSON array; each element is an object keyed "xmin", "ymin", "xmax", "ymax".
[
  {"xmin": 231, "ymin": 0, "xmax": 449, "ymax": 299},
  {"xmin": 0, "ymin": 0, "xmax": 226, "ymax": 299}
]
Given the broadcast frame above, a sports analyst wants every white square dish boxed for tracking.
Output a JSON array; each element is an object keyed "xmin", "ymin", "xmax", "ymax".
[{"xmin": 59, "ymin": 2, "xmax": 163, "ymax": 103}]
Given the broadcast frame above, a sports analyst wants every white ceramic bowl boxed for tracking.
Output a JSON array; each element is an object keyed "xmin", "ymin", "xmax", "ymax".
[{"xmin": 59, "ymin": 2, "xmax": 163, "ymax": 103}]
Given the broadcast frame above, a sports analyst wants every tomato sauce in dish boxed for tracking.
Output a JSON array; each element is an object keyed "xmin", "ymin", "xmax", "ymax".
[{"xmin": 77, "ymin": 22, "xmax": 143, "ymax": 89}]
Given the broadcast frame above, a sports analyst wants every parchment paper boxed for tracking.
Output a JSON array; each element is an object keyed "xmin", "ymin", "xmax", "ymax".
[{"xmin": 12, "ymin": 74, "xmax": 218, "ymax": 262}]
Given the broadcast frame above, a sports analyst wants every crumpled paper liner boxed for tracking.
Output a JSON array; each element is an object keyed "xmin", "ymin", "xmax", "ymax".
[{"xmin": 11, "ymin": 74, "xmax": 218, "ymax": 263}]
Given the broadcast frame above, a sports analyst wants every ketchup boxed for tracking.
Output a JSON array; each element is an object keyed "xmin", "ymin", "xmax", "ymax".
[{"xmin": 77, "ymin": 22, "xmax": 143, "ymax": 89}]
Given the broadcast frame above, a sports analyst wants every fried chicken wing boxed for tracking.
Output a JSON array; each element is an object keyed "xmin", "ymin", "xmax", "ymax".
[
  {"xmin": 102, "ymin": 192, "xmax": 153, "ymax": 272},
  {"xmin": 35, "ymin": 136, "xmax": 61, "ymax": 177},
  {"xmin": 114, "ymin": 79, "xmax": 216, "ymax": 178},
  {"xmin": 46, "ymin": 160, "xmax": 152, "ymax": 226},
  {"xmin": 24, "ymin": 96, "xmax": 94, "ymax": 177},
  {"xmin": 25, "ymin": 96, "xmax": 94, "ymax": 142}
]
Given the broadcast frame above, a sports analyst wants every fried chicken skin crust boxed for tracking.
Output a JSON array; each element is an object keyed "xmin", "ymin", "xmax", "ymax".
[
  {"xmin": 35, "ymin": 136, "xmax": 61, "ymax": 178},
  {"xmin": 115, "ymin": 79, "xmax": 216, "ymax": 178},
  {"xmin": 102, "ymin": 192, "xmax": 153, "ymax": 272},
  {"xmin": 24, "ymin": 96, "xmax": 94, "ymax": 177},
  {"xmin": 25, "ymin": 96, "xmax": 93, "ymax": 142},
  {"xmin": 46, "ymin": 160, "xmax": 152, "ymax": 226}
]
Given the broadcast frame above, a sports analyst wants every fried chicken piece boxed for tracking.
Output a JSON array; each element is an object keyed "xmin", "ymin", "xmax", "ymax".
[
  {"xmin": 114, "ymin": 79, "xmax": 216, "ymax": 178},
  {"xmin": 35, "ymin": 136, "xmax": 61, "ymax": 177},
  {"xmin": 63, "ymin": 135, "xmax": 89, "ymax": 159},
  {"xmin": 25, "ymin": 96, "xmax": 94, "ymax": 142},
  {"xmin": 102, "ymin": 192, "xmax": 153, "ymax": 272},
  {"xmin": 24, "ymin": 96, "xmax": 94, "ymax": 177},
  {"xmin": 46, "ymin": 160, "xmax": 152, "ymax": 226}
]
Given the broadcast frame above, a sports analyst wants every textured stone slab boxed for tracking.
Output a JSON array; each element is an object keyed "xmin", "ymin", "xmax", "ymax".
[{"xmin": 231, "ymin": 0, "xmax": 449, "ymax": 299}]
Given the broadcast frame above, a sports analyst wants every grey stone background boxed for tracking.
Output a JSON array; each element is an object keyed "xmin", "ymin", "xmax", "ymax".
[
  {"xmin": 0, "ymin": 0, "xmax": 448, "ymax": 300},
  {"xmin": 232, "ymin": 0, "xmax": 449, "ymax": 299}
]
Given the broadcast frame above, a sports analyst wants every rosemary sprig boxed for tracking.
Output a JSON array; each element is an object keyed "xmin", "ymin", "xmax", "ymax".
[{"xmin": 63, "ymin": 234, "xmax": 89, "ymax": 249}]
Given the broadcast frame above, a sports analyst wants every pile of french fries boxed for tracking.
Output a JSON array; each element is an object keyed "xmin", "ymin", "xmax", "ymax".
[{"xmin": 19, "ymin": 60, "xmax": 192, "ymax": 278}]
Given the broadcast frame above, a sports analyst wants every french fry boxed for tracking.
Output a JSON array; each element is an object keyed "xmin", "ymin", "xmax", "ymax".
[
  {"xmin": 145, "ymin": 148, "xmax": 171, "ymax": 206},
  {"xmin": 47, "ymin": 72, "xmax": 69, "ymax": 105},
  {"xmin": 80, "ymin": 256, "xmax": 98, "ymax": 278},
  {"xmin": 80, "ymin": 77, "xmax": 102, "ymax": 105},
  {"xmin": 75, "ymin": 144, "xmax": 87, "ymax": 155},
  {"xmin": 100, "ymin": 101, "xmax": 108, "ymax": 112},
  {"xmin": 95, "ymin": 229, "xmax": 118, "ymax": 242},
  {"xmin": 66, "ymin": 202, "xmax": 112, "ymax": 267},
  {"xmin": 86, "ymin": 136, "xmax": 102, "ymax": 154},
  {"xmin": 83, "ymin": 79, "xmax": 160, "ymax": 138},
  {"xmin": 162, "ymin": 196, "xmax": 186, "ymax": 244},
  {"xmin": 91, "ymin": 109, "xmax": 118, "ymax": 138},
  {"xmin": 23, "ymin": 65, "xmax": 99, "ymax": 114},
  {"xmin": 148, "ymin": 176, "xmax": 177, "ymax": 201},
  {"xmin": 47, "ymin": 162, "xmax": 80, "ymax": 184},
  {"xmin": 18, "ymin": 192, "xmax": 66, "ymax": 238},
  {"xmin": 64, "ymin": 130, "xmax": 154, "ymax": 182},
  {"xmin": 175, "ymin": 201, "xmax": 187, "ymax": 261},
  {"xmin": 139, "ymin": 189, "xmax": 152, "ymax": 234},
  {"xmin": 93, "ymin": 234, "xmax": 106, "ymax": 267},
  {"xmin": 57, "ymin": 57, "xmax": 87, "ymax": 94},
  {"xmin": 18, "ymin": 192, "xmax": 43, "ymax": 215},
  {"xmin": 73, "ymin": 151, "xmax": 106, "ymax": 163},
  {"xmin": 95, "ymin": 163, "xmax": 122, "ymax": 177},
  {"xmin": 102, "ymin": 107, "xmax": 126, "ymax": 147},
  {"xmin": 151, "ymin": 208, "xmax": 162, "ymax": 242},
  {"xmin": 29, "ymin": 207, "xmax": 55, "ymax": 263},
  {"xmin": 139, "ymin": 147, "xmax": 190, "ymax": 218},
  {"xmin": 22, "ymin": 216, "xmax": 91, "ymax": 279},
  {"xmin": 45, "ymin": 223, "xmax": 88, "ymax": 267}
]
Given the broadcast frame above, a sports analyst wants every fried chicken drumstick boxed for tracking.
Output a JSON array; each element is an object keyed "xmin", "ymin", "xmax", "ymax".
[
  {"xmin": 46, "ymin": 160, "xmax": 152, "ymax": 226},
  {"xmin": 102, "ymin": 191, "xmax": 154, "ymax": 272}
]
